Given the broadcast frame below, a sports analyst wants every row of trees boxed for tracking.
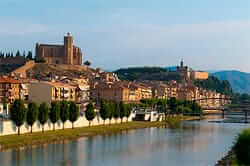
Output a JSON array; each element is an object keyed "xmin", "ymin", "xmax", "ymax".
[
  {"xmin": 140, "ymin": 97, "xmax": 203, "ymax": 117},
  {"xmin": 0, "ymin": 50, "xmax": 33, "ymax": 60},
  {"xmin": 9, "ymin": 99, "xmax": 133, "ymax": 135},
  {"xmin": 84, "ymin": 100, "xmax": 132, "ymax": 126},
  {"xmin": 10, "ymin": 99, "xmax": 79, "ymax": 135}
]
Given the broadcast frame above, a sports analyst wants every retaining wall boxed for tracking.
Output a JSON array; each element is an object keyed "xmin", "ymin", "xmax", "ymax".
[{"xmin": 0, "ymin": 113, "xmax": 135, "ymax": 136}]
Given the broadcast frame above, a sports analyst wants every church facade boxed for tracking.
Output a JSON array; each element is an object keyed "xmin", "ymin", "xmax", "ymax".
[{"xmin": 35, "ymin": 33, "xmax": 82, "ymax": 65}]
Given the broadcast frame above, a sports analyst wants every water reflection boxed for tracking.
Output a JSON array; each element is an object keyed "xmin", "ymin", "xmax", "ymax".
[{"xmin": 0, "ymin": 120, "xmax": 249, "ymax": 166}]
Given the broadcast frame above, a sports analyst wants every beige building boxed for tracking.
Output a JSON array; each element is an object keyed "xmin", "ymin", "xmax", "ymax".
[
  {"xmin": 29, "ymin": 82, "xmax": 77, "ymax": 104},
  {"xmin": 91, "ymin": 81, "xmax": 152, "ymax": 104},
  {"xmin": 0, "ymin": 76, "xmax": 21, "ymax": 103},
  {"xmin": 190, "ymin": 71, "xmax": 209, "ymax": 80},
  {"xmin": 35, "ymin": 33, "xmax": 82, "ymax": 65}
]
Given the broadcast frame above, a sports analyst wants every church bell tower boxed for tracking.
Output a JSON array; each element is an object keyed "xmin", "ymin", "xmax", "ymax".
[{"xmin": 64, "ymin": 32, "xmax": 73, "ymax": 65}]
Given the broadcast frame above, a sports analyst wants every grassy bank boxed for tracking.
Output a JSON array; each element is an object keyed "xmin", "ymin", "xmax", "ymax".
[
  {"xmin": 0, "ymin": 121, "xmax": 165, "ymax": 151},
  {"xmin": 0, "ymin": 116, "xmax": 200, "ymax": 151}
]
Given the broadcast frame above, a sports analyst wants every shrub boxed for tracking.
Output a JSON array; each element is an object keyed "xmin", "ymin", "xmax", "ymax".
[
  {"xmin": 165, "ymin": 115, "xmax": 182, "ymax": 128},
  {"xmin": 233, "ymin": 129, "xmax": 250, "ymax": 165}
]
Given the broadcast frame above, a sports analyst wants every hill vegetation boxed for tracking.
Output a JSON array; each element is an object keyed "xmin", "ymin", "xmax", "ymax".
[
  {"xmin": 194, "ymin": 76, "xmax": 233, "ymax": 96},
  {"xmin": 114, "ymin": 67, "xmax": 182, "ymax": 81}
]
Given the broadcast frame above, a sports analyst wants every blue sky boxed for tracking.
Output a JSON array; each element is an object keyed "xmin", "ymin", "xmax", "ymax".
[{"xmin": 1, "ymin": 0, "xmax": 250, "ymax": 71}]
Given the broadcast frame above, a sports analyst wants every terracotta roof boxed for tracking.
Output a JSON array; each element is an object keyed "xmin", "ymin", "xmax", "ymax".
[{"xmin": 0, "ymin": 76, "xmax": 20, "ymax": 84}]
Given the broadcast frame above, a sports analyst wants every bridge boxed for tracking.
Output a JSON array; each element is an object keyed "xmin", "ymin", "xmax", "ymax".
[
  {"xmin": 191, "ymin": 97, "xmax": 232, "ymax": 110},
  {"xmin": 203, "ymin": 101, "xmax": 250, "ymax": 123}
]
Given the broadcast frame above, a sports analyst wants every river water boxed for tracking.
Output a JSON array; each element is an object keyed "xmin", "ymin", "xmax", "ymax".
[{"xmin": 0, "ymin": 120, "xmax": 249, "ymax": 166}]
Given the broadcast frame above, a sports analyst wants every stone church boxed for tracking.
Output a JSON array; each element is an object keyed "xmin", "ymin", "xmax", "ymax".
[{"xmin": 35, "ymin": 33, "xmax": 82, "ymax": 65}]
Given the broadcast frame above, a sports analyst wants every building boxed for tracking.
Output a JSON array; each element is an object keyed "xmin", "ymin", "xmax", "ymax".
[
  {"xmin": 176, "ymin": 59, "xmax": 190, "ymax": 80},
  {"xmin": 0, "ymin": 76, "xmax": 21, "ymax": 103},
  {"xmin": 35, "ymin": 33, "xmax": 82, "ymax": 65},
  {"xmin": 91, "ymin": 81, "xmax": 150, "ymax": 104},
  {"xmin": 190, "ymin": 71, "xmax": 209, "ymax": 80},
  {"xmin": 176, "ymin": 60, "xmax": 209, "ymax": 80},
  {"xmin": 29, "ymin": 82, "xmax": 77, "ymax": 104}
]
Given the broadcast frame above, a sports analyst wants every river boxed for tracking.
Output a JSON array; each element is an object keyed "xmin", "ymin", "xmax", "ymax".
[{"xmin": 0, "ymin": 119, "xmax": 249, "ymax": 166}]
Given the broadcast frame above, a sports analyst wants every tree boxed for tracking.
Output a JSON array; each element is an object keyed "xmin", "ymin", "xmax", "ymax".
[
  {"xmin": 49, "ymin": 101, "xmax": 60, "ymax": 131},
  {"xmin": 167, "ymin": 97, "xmax": 178, "ymax": 114},
  {"xmin": 125, "ymin": 104, "xmax": 132, "ymax": 122},
  {"xmin": 85, "ymin": 101, "xmax": 96, "ymax": 127},
  {"xmin": 10, "ymin": 99, "xmax": 26, "ymax": 135},
  {"xmin": 108, "ymin": 101, "xmax": 114, "ymax": 125},
  {"xmin": 183, "ymin": 107, "xmax": 192, "ymax": 114},
  {"xmin": 99, "ymin": 100, "xmax": 110, "ymax": 125},
  {"xmin": 22, "ymin": 51, "xmax": 26, "ymax": 57},
  {"xmin": 26, "ymin": 102, "xmax": 38, "ymax": 133},
  {"xmin": 119, "ymin": 101, "xmax": 126, "ymax": 123},
  {"xmin": 38, "ymin": 103, "xmax": 49, "ymax": 133},
  {"xmin": 60, "ymin": 101, "xmax": 69, "ymax": 130},
  {"xmin": 176, "ymin": 105, "xmax": 184, "ymax": 115},
  {"xmin": 69, "ymin": 101, "xmax": 79, "ymax": 129},
  {"xmin": 84, "ymin": 60, "xmax": 91, "ymax": 67},
  {"xmin": 16, "ymin": 50, "xmax": 21, "ymax": 57},
  {"xmin": 113, "ymin": 102, "xmax": 120, "ymax": 123},
  {"xmin": 2, "ymin": 97, "xmax": 8, "ymax": 116},
  {"xmin": 157, "ymin": 99, "xmax": 168, "ymax": 120},
  {"xmin": 26, "ymin": 51, "xmax": 33, "ymax": 60},
  {"xmin": 191, "ymin": 102, "xmax": 203, "ymax": 115}
]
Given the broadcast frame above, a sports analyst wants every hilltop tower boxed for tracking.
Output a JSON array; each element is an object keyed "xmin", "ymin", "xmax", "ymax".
[{"xmin": 64, "ymin": 32, "xmax": 73, "ymax": 65}]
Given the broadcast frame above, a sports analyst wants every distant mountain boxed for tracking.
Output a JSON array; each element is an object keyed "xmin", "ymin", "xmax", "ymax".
[{"xmin": 212, "ymin": 70, "xmax": 250, "ymax": 94}]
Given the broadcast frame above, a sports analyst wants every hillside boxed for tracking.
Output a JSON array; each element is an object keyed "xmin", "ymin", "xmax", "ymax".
[
  {"xmin": 114, "ymin": 67, "xmax": 182, "ymax": 82},
  {"xmin": 26, "ymin": 63, "xmax": 95, "ymax": 80},
  {"xmin": 212, "ymin": 70, "xmax": 250, "ymax": 94}
]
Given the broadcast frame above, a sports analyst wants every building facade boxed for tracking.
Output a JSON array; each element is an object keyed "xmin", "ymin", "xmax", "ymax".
[
  {"xmin": 35, "ymin": 33, "xmax": 82, "ymax": 65},
  {"xmin": 0, "ymin": 76, "xmax": 21, "ymax": 103}
]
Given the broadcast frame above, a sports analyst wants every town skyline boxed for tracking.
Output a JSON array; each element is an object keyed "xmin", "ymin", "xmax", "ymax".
[{"xmin": 1, "ymin": 1, "xmax": 250, "ymax": 72}]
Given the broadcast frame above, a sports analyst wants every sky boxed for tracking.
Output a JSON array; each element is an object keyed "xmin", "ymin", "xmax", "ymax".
[{"xmin": 1, "ymin": 0, "xmax": 250, "ymax": 72}]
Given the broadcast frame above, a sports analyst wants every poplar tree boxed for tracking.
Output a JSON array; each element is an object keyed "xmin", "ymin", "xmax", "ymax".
[
  {"xmin": 27, "ymin": 102, "xmax": 38, "ymax": 133},
  {"xmin": 49, "ymin": 101, "xmax": 60, "ymax": 131},
  {"xmin": 108, "ymin": 101, "xmax": 114, "ymax": 125},
  {"xmin": 69, "ymin": 101, "xmax": 79, "ymax": 129},
  {"xmin": 125, "ymin": 104, "xmax": 132, "ymax": 122},
  {"xmin": 119, "ymin": 101, "xmax": 126, "ymax": 123},
  {"xmin": 60, "ymin": 101, "xmax": 69, "ymax": 130},
  {"xmin": 38, "ymin": 103, "xmax": 49, "ymax": 133},
  {"xmin": 85, "ymin": 101, "xmax": 96, "ymax": 127},
  {"xmin": 10, "ymin": 99, "xmax": 26, "ymax": 135},
  {"xmin": 113, "ymin": 102, "xmax": 120, "ymax": 123},
  {"xmin": 100, "ymin": 100, "xmax": 110, "ymax": 125}
]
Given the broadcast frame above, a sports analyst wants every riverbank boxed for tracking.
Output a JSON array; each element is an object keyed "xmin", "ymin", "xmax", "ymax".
[
  {"xmin": 0, "ymin": 121, "xmax": 165, "ymax": 151},
  {"xmin": 0, "ymin": 116, "xmax": 200, "ymax": 151}
]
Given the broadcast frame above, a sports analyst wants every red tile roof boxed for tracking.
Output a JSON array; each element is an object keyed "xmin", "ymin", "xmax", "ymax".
[{"xmin": 0, "ymin": 76, "xmax": 20, "ymax": 84}]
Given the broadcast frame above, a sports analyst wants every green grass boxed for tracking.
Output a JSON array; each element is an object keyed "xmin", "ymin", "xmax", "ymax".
[{"xmin": 0, "ymin": 121, "xmax": 164, "ymax": 150}]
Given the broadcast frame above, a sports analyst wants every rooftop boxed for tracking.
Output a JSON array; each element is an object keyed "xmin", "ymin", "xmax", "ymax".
[{"xmin": 0, "ymin": 76, "xmax": 20, "ymax": 84}]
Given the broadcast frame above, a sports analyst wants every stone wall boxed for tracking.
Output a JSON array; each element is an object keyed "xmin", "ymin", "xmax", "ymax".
[
  {"xmin": 0, "ymin": 113, "xmax": 136, "ymax": 136},
  {"xmin": 12, "ymin": 60, "xmax": 35, "ymax": 78}
]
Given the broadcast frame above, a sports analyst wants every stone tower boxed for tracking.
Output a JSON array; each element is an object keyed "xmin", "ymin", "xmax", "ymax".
[{"xmin": 64, "ymin": 32, "xmax": 73, "ymax": 65}]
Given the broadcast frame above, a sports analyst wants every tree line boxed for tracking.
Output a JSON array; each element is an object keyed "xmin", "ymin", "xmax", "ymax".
[
  {"xmin": 0, "ymin": 50, "xmax": 33, "ymax": 60},
  {"xmin": 194, "ymin": 76, "xmax": 233, "ymax": 96},
  {"xmin": 140, "ymin": 97, "xmax": 203, "ymax": 118},
  {"xmin": 10, "ymin": 99, "xmax": 80, "ymax": 135},
  {"xmin": 9, "ymin": 99, "xmax": 132, "ymax": 135},
  {"xmin": 85, "ymin": 99, "xmax": 132, "ymax": 126}
]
